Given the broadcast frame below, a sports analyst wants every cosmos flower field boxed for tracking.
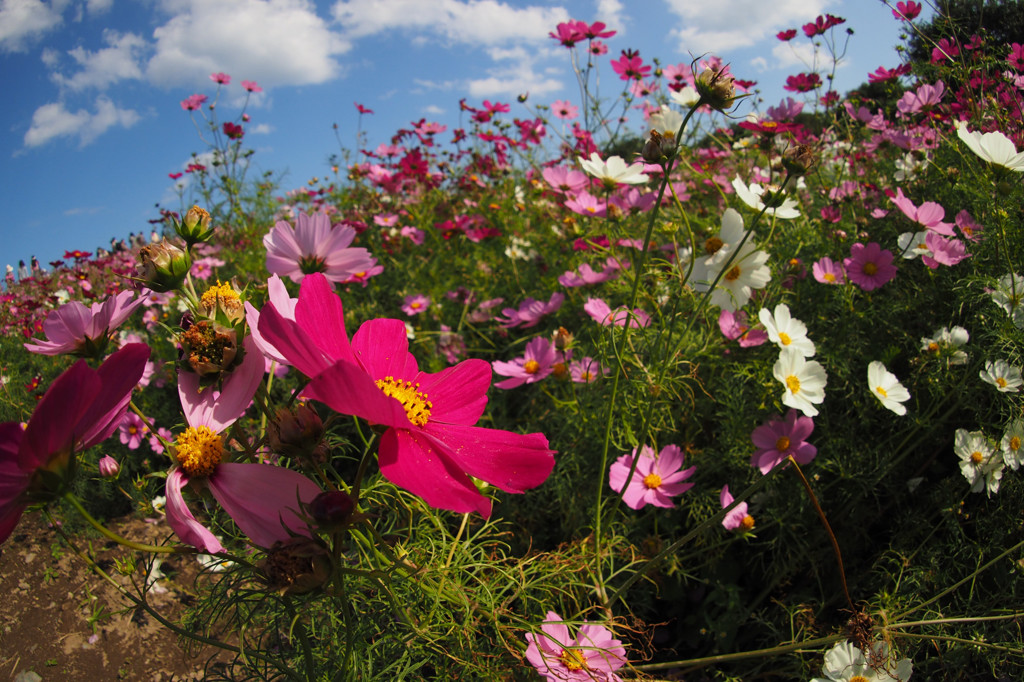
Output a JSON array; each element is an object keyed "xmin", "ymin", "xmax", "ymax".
[{"xmin": 1, "ymin": 4, "xmax": 1023, "ymax": 680}]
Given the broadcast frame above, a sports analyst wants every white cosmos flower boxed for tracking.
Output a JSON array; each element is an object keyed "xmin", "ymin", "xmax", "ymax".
[
  {"xmin": 773, "ymin": 348, "xmax": 827, "ymax": 417},
  {"xmin": 703, "ymin": 241, "xmax": 772, "ymax": 311},
  {"xmin": 919, "ymin": 325, "xmax": 969, "ymax": 365},
  {"xmin": 758, "ymin": 303, "xmax": 815, "ymax": 357},
  {"xmin": 956, "ymin": 121, "xmax": 1024, "ymax": 171},
  {"xmin": 578, "ymin": 152, "xmax": 649, "ymax": 187},
  {"xmin": 954, "ymin": 428, "xmax": 1004, "ymax": 496},
  {"xmin": 1001, "ymin": 419, "xmax": 1024, "ymax": 470},
  {"xmin": 731, "ymin": 176, "xmax": 801, "ymax": 219},
  {"xmin": 810, "ymin": 640, "xmax": 913, "ymax": 682},
  {"xmin": 649, "ymin": 104, "xmax": 685, "ymax": 138},
  {"xmin": 990, "ymin": 273, "xmax": 1024, "ymax": 327},
  {"xmin": 979, "ymin": 359, "xmax": 1023, "ymax": 392},
  {"xmin": 868, "ymin": 361, "xmax": 911, "ymax": 415},
  {"xmin": 670, "ymin": 86, "xmax": 700, "ymax": 108},
  {"xmin": 896, "ymin": 231, "xmax": 931, "ymax": 260}
]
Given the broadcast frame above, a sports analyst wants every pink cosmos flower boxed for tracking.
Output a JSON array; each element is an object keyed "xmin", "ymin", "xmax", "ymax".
[
  {"xmin": 812, "ymin": 257, "xmax": 846, "ymax": 285},
  {"xmin": 1008, "ymin": 43, "xmax": 1024, "ymax": 71},
  {"xmin": 955, "ymin": 209, "xmax": 984, "ymax": 241},
  {"xmin": 542, "ymin": 166, "xmax": 589, "ymax": 194},
  {"xmin": 890, "ymin": 188, "xmax": 955, "ymax": 235},
  {"xmin": 583, "ymin": 298, "xmax": 651, "ymax": 328},
  {"xmin": 244, "ymin": 275, "xmax": 298, "ymax": 367},
  {"xmin": 720, "ymin": 485, "xmax": 754, "ymax": 532},
  {"xmin": 180, "ymin": 94, "xmax": 207, "ymax": 111},
  {"xmin": 564, "ymin": 191, "xmax": 607, "ymax": 217},
  {"xmin": 750, "ymin": 410, "xmax": 817, "ymax": 474},
  {"xmin": 190, "ymin": 256, "xmax": 225, "ymax": 281},
  {"xmin": 168, "ymin": 336, "xmax": 322, "ymax": 553},
  {"xmin": 570, "ymin": 357, "xmax": 608, "ymax": 383},
  {"xmin": 264, "ymin": 211, "xmax": 377, "ymax": 284},
  {"xmin": 402, "ymin": 294, "xmax": 430, "ymax": 316},
  {"xmin": 343, "ymin": 263, "xmax": 384, "ymax": 287},
  {"xmin": 258, "ymin": 274, "xmax": 555, "ymax": 517},
  {"xmin": 492, "ymin": 337, "xmax": 557, "ymax": 389},
  {"xmin": 498, "ymin": 293, "xmax": 564, "ymax": 329},
  {"xmin": 0, "ymin": 343, "xmax": 150, "ymax": 544},
  {"xmin": 718, "ymin": 309, "xmax": 768, "ymax": 347},
  {"xmin": 896, "ymin": 81, "xmax": 945, "ymax": 115},
  {"xmin": 551, "ymin": 100, "xmax": 579, "ymax": 120},
  {"xmin": 240, "ymin": 80, "xmax": 261, "ymax": 92},
  {"xmin": 210, "ymin": 72, "xmax": 231, "ymax": 85},
  {"xmin": 400, "ymin": 226, "xmax": 425, "ymax": 245},
  {"xmin": 609, "ymin": 444, "xmax": 695, "ymax": 510},
  {"xmin": 922, "ymin": 232, "xmax": 969, "ymax": 268},
  {"xmin": 118, "ymin": 411, "xmax": 149, "ymax": 450},
  {"xmin": 525, "ymin": 611, "xmax": 627, "ymax": 682},
  {"xmin": 149, "ymin": 427, "xmax": 173, "ymax": 455},
  {"xmin": 844, "ymin": 242, "xmax": 897, "ymax": 291},
  {"xmin": 893, "ymin": 1, "xmax": 922, "ymax": 20},
  {"xmin": 24, "ymin": 290, "xmax": 147, "ymax": 357},
  {"xmin": 558, "ymin": 257, "xmax": 627, "ymax": 287}
]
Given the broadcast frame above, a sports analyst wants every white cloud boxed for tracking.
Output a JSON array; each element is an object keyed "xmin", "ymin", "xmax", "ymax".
[
  {"xmin": 595, "ymin": 0, "xmax": 626, "ymax": 35},
  {"xmin": 249, "ymin": 123, "xmax": 273, "ymax": 134},
  {"xmin": 52, "ymin": 30, "xmax": 146, "ymax": 91},
  {"xmin": 331, "ymin": 0, "xmax": 569, "ymax": 45},
  {"xmin": 24, "ymin": 96, "xmax": 140, "ymax": 147},
  {"xmin": 0, "ymin": 0, "xmax": 63, "ymax": 52},
  {"xmin": 770, "ymin": 40, "xmax": 818, "ymax": 70},
  {"xmin": 86, "ymin": 0, "xmax": 113, "ymax": 14},
  {"xmin": 422, "ymin": 104, "xmax": 444, "ymax": 115},
  {"xmin": 147, "ymin": 0, "xmax": 349, "ymax": 88},
  {"xmin": 661, "ymin": 0, "xmax": 836, "ymax": 54}
]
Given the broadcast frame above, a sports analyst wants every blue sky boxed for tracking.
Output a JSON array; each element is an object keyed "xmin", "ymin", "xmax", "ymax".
[{"xmin": 0, "ymin": 0, "xmax": 930, "ymax": 270}]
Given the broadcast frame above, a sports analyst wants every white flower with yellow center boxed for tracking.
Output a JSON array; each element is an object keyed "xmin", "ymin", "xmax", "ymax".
[
  {"xmin": 758, "ymin": 303, "xmax": 815, "ymax": 357},
  {"xmin": 919, "ymin": 326, "xmax": 969, "ymax": 365},
  {"xmin": 578, "ymin": 152, "xmax": 649, "ymax": 189},
  {"xmin": 990, "ymin": 273, "xmax": 1024, "ymax": 328},
  {"xmin": 868, "ymin": 361, "xmax": 911, "ymax": 416},
  {"xmin": 896, "ymin": 231, "xmax": 931, "ymax": 260},
  {"xmin": 773, "ymin": 348, "xmax": 827, "ymax": 417},
  {"xmin": 810, "ymin": 640, "xmax": 913, "ymax": 682},
  {"xmin": 954, "ymin": 428, "xmax": 1004, "ymax": 496},
  {"xmin": 731, "ymin": 176, "xmax": 801, "ymax": 219},
  {"xmin": 980, "ymin": 358, "xmax": 1022, "ymax": 393},
  {"xmin": 1001, "ymin": 419, "xmax": 1023, "ymax": 470}
]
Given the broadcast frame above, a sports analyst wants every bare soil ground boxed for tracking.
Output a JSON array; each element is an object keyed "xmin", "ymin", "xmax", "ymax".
[{"xmin": 0, "ymin": 512, "xmax": 232, "ymax": 681}]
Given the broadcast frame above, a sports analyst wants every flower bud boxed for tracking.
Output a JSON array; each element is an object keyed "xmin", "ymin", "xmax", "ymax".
[
  {"xmin": 552, "ymin": 326, "xmax": 574, "ymax": 351},
  {"xmin": 260, "ymin": 537, "xmax": 331, "ymax": 595},
  {"xmin": 782, "ymin": 144, "xmax": 816, "ymax": 176},
  {"xmin": 267, "ymin": 404, "xmax": 324, "ymax": 460},
  {"xmin": 176, "ymin": 205, "xmax": 215, "ymax": 247},
  {"xmin": 308, "ymin": 490, "xmax": 356, "ymax": 528},
  {"xmin": 136, "ymin": 241, "xmax": 191, "ymax": 293},
  {"xmin": 695, "ymin": 68, "xmax": 737, "ymax": 112},
  {"xmin": 641, "ymin": 129, "xmax": 676, "ymax": 164},
  {"xmin": 98, "ymin": 455, "xmax": 120, "ymax": 479}
]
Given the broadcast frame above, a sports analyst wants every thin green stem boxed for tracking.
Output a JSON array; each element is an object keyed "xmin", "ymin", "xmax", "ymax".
[
  {"xmin": 633, "ymin": 634, "xmax": 842, "ymax": 672},
  {"xmin": 64, "ymin": 493, "xmax": 194, "ymax": 555}
]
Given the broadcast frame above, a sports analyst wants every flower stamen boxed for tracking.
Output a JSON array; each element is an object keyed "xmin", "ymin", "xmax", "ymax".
[
  {"xmin": 375, "ymin": 376, "xmax": 433, "ymax": 427},
  {"xmin": 175, "ymin": 425, "xmax": 224, "ymax": 478}
]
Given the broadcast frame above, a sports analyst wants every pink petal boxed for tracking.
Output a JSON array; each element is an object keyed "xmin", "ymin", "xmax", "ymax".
[
  {"xmin": 165, "ymin": 468, "xmax": 225, "ymax": 554},
  {"xmin": 179, "ymin": 336, "xmax": 264, "ymax": 432},
  {"xmin": 294, "ymin": 273, "xmax": 356, "ymax": 364},
  {"xmin": 417, "ymin": 359, "xmax": 491, "ymax": 425},
  {"xmin": 20, "ymin": 362, "xmax": 98, "ymax": 470},
  {"xmin": 77, "ymin": 343, "xmax": 151, "ymax": 449},
  {"xmin": 258, "ymin": 300, "xmax": 333, "ymax": 378},
  {"xmin": 350, "ymin": 318, "xmax": 418, "ymax": 378},
  {"xmin": 207, "ymin": 462, "xmax": 321, "ymax": 548},
  {"xmin": 304, "ymin": 360, "xmax": 411, "ymax": 429},
  {"xmin": 420, "ymin": 422, "xmax": 554, "ymax": 494}
]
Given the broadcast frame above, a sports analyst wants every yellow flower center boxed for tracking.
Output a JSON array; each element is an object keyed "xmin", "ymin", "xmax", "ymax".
[
  {"xmin": 129, "ymin": 425, "xmax": 138, "ymax": 435},
  {"xmin": 775, "ymin": 436, "xmax": 790, "ymax": 452},
  {"xmin": 375, "ymin": 376, "xmax": 432, "ymax": 427},
  {"xmin": 524, "ymin": 360, "xmax": 541, "ymax": 375},
  {"xmin": 862, "ymin": 262, "xmax": 878, "ymax": 276},
  {"xmin": 559, "ymin": 648, "xmax": 587, "ymax": 671},
  {"xmin": 642, "ymin": 473, "xmax": 662, "ymax": 489},
  {"xmin": 876, "ymin": 386, "xmax": 888, "ymax": 398},
  {"xmin": 824, "ymin": 272, "xmax": 836, "ymax": 283},
  {"xmin": 1010, "ymin": 436, "xmax": 1021, "ymax": 452},
  {"xmin": 704, "ymin": 236, "xmax": 724, "ymax": 255},
  {"xmin": 785, "ymin": 375, "xmax": 801, "ymax": 394},
  {"xmin": 778, "ymin": 332, "xmax": 791, "ymax": 346},
  {"xmin": 354, "ymin": 271, "xmax": 366, "ymax": 278},
  {"xmin": 201, "ymin": 281, "xmax": 243, "ymax": 318},
  {"xmin": 552, "ymin": 362, "xmax": 568, "ymax": 380},
  {"xmin": 740, "ymin": 515, "xmax": 755, "ymax": 531},
  {"xmin": 850, "ymin": 677, "xmax": 869, "ymax": 682},
  {"xmin": 725, "ymin": 265, "xmax": 742, "ymax": 281},
  {"xmin": 927, "ymin": 342, "xmax": 939, "ymax": 352},
  {"xmin": 915, "ymin": 243, "xmax": 929, "ymax": 250},
  {"xmin": 996, "ymin": 377, "xmax": 1008, "ymax": 388},
  {"xmin": 175, "ymin": 425, "xmax": 224, "ymax": 478},
  {"xmin": 970, "ymin": 451, "xmax": 984, "ymax": 464}
]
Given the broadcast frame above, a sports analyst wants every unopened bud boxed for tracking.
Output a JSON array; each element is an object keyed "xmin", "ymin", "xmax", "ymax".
[
  {"xmin": 552, "ymin": 326, "xmax": 574, "ymax": 351},
  {"xmin": 136, "ymin": 241, "xmax": 191, "ymax": 293},
  {"xmin": 176, "ymin": 205, "xmax": 214, "ymax": 246},
  {"xmin": 98, "ymin": 455, "xmax": 120, "ymax": 479},
  {"xmin": 642, "ymin": 129, "xmax": 676, "ymax": 164},
  {"xmin": 308, "ymin": 490, "xmax": 356, "ymax": 528},
  {"xmin": 260, "ymin": 536, "xmax": 331, "ymax": 595},
  {"xmin": 695, "ymin": 68, "xmax": 737, "ymax": 112},
  {"xmin": 782, "ymin": 144, "xmax": 816, "ymax": 176},
  {"xmin": 267, "ymin": 404, "xmax": 324, "ymax": 459}
]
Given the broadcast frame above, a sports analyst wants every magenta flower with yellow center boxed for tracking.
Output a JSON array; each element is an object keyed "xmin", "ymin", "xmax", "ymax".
[
  {"xmin": 168, "ymin": 336, "xmax": 322, "ymax": 554},
  {"xmin": 257, "ymin": 273, "xmax": 555, "ymax": 517},
  {"xmin": 608, "ymin": 444, "xmax": 695, "ymax": 510},
  {"xmin": 0, "ymin": 343, "xmax": 150, "ymax": 544}
]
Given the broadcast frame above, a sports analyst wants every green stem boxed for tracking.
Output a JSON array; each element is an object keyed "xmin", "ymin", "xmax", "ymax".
[
  {"xmin": 633, "ymin": 634, "xmax": 842, "ymax": 672},
  {"xmin": 64, "ymin": 493, "xmax": 194, "ymax": 555}
]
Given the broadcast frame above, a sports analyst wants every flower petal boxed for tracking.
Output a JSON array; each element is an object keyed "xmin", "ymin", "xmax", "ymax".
[
  {"xmin": 165, "ymin": 468, "xmax": 225, "ymax": 554},
  {"xmin": 421, "ymin": 422, "xmax": 554, "ymax": 494}
]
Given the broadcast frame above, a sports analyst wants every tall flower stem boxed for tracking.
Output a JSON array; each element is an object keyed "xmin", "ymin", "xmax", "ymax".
[{"xmin": 64, "ymin": 492, "xmax": 194, "ymax": 555}]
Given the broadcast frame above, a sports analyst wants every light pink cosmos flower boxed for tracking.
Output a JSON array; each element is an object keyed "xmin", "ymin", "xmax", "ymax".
[
  {"xmin": 118, "ymin": 411, "xmax": 149, "ymax": 450},
  {"xmin": 524, "ymin": 611, "xmax": 627, "ymax": 682},
  {"xmin": 168, "ymin": 336, "xmax": 322, "ymax": 553},
  {"xmin": 498, "ymin": 293, "xmax": 564, "ymax": 329},
  {"xmin": 209, "ymin": 72, "xmax": 231, "ymax": 85},
  {"xmin": 844, "ymin": 242, "xmax": 897, "ymax": 291},
  {"xmin": 258, "ymin": 274, "xmax": 555, "ymax": 517},
  {"xmin": 402, "ymin": 294, "xmax": 430, "ymax": 316},
  {"xmin": 264, "ymin": 211, "xmax": 377, "ymax": 284},
  {"xmin": 550, "ymin": 100, "xmax": 579, "ymax": 120},
  {"xmin": 812, "ymin": 257, "xmax": 846, "ymax": 285},
  {"xmin": 570, "ymin": 357, "xmax": 609, "ymax": 383},
  {"xmin": 922, "ymin": 232, "xmax": 969, "ymax": 268},
  {"xmin": 149, "ymin": 426, "xmax": 174, "ymax": 455},
  {"xmin": 564, "ymin": 190, "xmax": 607, "ymax": 217},
  {"xmin": 240, "ymin": 80, "xmax": 261, "ymax": 92},
  {"xmin": 558, "ymin": 257, "xmax": 628, "ymax": 287},
  {"xmin": 890, "ymin": 188, "xmax": 955, "ymax": 235},
  {"xmin": 1, "ymin": 344, "xmax": 149, "ymax": 544},
  {"xmin": 718, "ymin": 309, "xmax": 768, "ymax": 347},
  {"xmin": 584, "ymin": 298, "xmax": 651, "ymax": 328},
  {"xmin": 608, "ymin": 444, "xmax": 696, "ymax": 510},
  {"xmin": 492, "ymin": 337, "xmax": 558, "ymax": 389},
  {"xmin": 749, "ymin": 410, "xmax": 817, "ymax": 474},
  {"xmin": 24, "ymin": 290, "xmax": 147, "ymax": 357},
  {"xmin": 542, "ymin": 166, "xmax": 589, "ymax": 194},
  {"xmin": 190, "ymin": 256, "xmax": 225, "ymax": 281},
  {"xmin": 955, "ymin": 209, "xmax": 984, "ymax": 241},
  {"xmin": 896, "ymin": 80, "xmax": 945, "ymax": 115},
  {"xmin": 720, "ymin": 485, "xmax": 754, "ymax": 532}
]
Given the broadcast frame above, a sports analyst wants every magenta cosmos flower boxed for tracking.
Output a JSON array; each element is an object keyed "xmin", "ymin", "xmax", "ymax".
[
  {"xmin": 0, "ymin": 343, "xmax": 149, "ymax": 544},
  {"xmin": 750, "ymin": 409, "xmax": 817, "ymax": 474},
  {"xmin": 169, "ymin": 336, "xmax": 322, "ymax": 553},
  {"xmin": 24, "ymin": 290, "xmax": 147, "ymax": 357},
  {"xmin": 608, "ymin": 444, "xmax": 695, "ymax": 510},
  {"xmin": 843, "ymin": 242, "xmax": 897, "ymax": 291},
  {"xmin": 257, "ymin": 273, "xmax": 555, "ymax": 517},
  {"xmin": 524, "ymin": 611, "xmax": 627, "ymax": 682},
  {"xmin": 264, "ymin": 211, "xmax": 377, "ymax": 284},
  {"xmin": 492, "ymin": 337, "xmax": 558, "ymax": 389}
]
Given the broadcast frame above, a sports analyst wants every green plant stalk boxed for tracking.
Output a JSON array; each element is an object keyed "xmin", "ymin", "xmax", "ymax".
[
  {"xmin": 64, "ymin": 492, "xmax": 194, "ymax": 555},
  {"xmin": 633, "ymin": 634, "xmax": 843, "ymax": 672}
]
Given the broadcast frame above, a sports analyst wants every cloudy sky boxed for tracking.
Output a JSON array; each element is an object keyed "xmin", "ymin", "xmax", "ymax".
[{"xmin": 1, "ymin": 0, "xmax": 925, "ymax": 270}]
